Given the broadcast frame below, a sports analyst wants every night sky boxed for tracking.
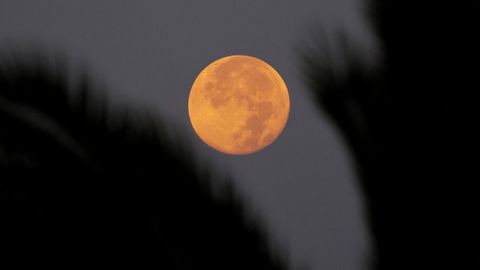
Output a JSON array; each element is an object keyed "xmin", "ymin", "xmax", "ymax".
[{"xmin": 0, "ymin": 1, "xmax": 375, "ymax": 269}]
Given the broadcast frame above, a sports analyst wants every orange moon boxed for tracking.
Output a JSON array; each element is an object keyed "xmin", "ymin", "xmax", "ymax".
[{"xmin": 188, "ymin": 55, "xmax": 290, "ymax": 155}]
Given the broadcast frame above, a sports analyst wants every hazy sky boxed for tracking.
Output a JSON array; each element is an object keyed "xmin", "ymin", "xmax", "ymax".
[{"xmin": 0, "ymin": 1, "xmax": 374, "ymax": 269}]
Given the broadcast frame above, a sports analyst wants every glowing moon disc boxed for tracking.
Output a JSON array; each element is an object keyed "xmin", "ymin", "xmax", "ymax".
[{"xmin": 188, "ymin": 55, "xmax": 290, "ymax": 155}]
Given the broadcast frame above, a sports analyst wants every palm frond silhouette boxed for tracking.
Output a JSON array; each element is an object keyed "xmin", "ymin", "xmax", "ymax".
[
  {"xmin": 301, "ymin": 1, "xmax": 478, "ymax": 269},
  {"xmin": 0, "ymin": 53, "xmax": 287, "ymax": 269}
]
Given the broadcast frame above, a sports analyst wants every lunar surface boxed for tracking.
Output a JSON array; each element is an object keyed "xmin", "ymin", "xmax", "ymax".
[{"xmin": 188, "ymin": 55, "xmax": 290, "ymax": 155}]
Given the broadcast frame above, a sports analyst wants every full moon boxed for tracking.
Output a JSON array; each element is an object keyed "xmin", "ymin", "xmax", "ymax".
[{"xmin": 188, "ymin": 55, "xmax": 290, "ymax": 155}]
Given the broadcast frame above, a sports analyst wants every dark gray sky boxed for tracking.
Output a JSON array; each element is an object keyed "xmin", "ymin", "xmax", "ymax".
[{"xmin": 0, "ymin": 1, "xmax": 375, "ymax": 269}]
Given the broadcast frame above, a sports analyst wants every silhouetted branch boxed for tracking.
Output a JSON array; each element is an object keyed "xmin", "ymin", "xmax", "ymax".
[
  {"xmin": 301, "ymin": 1, "xmax": 479, "ymax": 269},
  {"xmin": 0, "ymin": 52, "xmax": 288, "ymax": 269}
]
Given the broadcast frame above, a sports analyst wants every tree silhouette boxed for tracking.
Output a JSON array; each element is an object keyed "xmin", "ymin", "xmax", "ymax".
[
  {"xmin": 0, "ymin": 53, "xmax": 287, "ymax": 269},
  {"xmin": 302, "ymin": 0, "xmax": 479, "ymax": 269}
]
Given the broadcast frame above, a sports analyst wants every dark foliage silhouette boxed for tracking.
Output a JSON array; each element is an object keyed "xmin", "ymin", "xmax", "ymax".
[
  {"xmin": 302, "ymin": 0, "xmax": 479, "ymax": 269},
  {"xmin": 0, "ymin": 53, "xmax": 287, "ymax": 269}
]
